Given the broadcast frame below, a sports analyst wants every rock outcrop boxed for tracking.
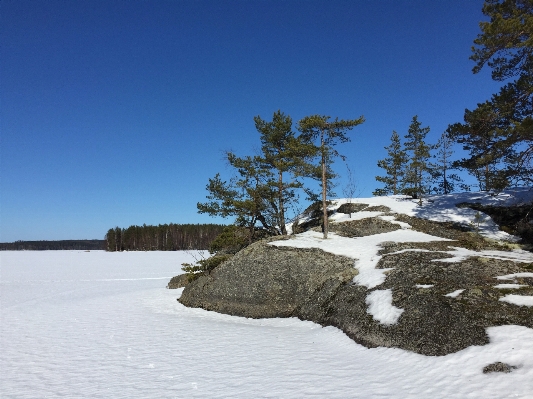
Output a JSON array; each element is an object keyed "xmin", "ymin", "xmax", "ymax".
[
  {"xmin": 177, "ymin": 216, "xmax": 533, "ymax": 356},
  {"xmin": 167, "ymin": 274, "xmax": 189, "ymax": 289},
  {"xmin": 179, "ymin": 236, "xmax": 357, "ymax": 318}
]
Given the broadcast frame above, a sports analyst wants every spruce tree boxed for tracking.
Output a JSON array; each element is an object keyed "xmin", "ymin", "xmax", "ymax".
[
  {"xmin": 430, "ymin": 129, "xmax": 464, "ymax": 194},
  {"xmin": 402, "ymin": 116, "xmax": 432, "ymax": 200},
  {"xmin": 373, "ymin": 130, "xmax": 408, "ymax": 196},
  {"xmin": 105, "ymin": 228, "xmax": 116, "ymax": 252},
  {"xmin": 297, "ymin": 114, "xmax": 365, "ymax": 238}
]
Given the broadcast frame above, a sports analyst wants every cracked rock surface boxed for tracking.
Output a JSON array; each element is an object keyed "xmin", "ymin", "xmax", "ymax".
[{"xmin": 177, "ymin": 214, "xmax": 533, "ymax": 356}]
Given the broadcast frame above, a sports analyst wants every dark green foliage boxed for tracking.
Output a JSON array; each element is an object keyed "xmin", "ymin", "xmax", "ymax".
[
  {"xmin": 402, "ymin": 116, "xmax": 433, "ymax": 199},
  {"xmin": 208, "ymin": 225, "xmax": 252, "ymax": 254},
  {"xmin": 452, "ymin": 0, "xmax": 533, "ymax": 186},
  {"xmin": 0, "ymin": 240, "xmax": 105, "ymax": 251},
  {"xmin": 255, "ymin": 110, "xmax": 317, "ymax": 235},
  {"xmin": 182, "ymin": 254, "xmax": 233, "ymax": 282},
  {"xmin": 448, "ymin": 103, "xmax": 512, "ymax": 191},
  {"xmin": 374, "ymin": 130, "xmax": 408, "ymax": 195},
  {"xmin": 197, "ymin": 156, "xmax": 279, "ymax": 237},
  {"xmin": 430, "ymin": 129, "xmax": 466, "ymax": 194},
  {"xmin": 105, "ymin": 223, "xmax": 225, "ymax": 252},
  {"xmin": 198, "ymin": 111, "xmax": 316, "ymax": 238},
  {"xmin": 297, "ymin": 114, "xmax": 365, "ymax": 238}
]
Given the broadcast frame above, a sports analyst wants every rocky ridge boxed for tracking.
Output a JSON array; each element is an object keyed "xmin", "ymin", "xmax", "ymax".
[{"xmin": 175, "ymin": 201, "xmax": 533, "ymax": 356}]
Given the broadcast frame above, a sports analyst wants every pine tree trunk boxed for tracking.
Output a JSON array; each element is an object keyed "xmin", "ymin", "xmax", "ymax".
[
  {"xmin": 321, "ymin": 130, "xmax": 328, "ymax": 239},
  {"xmin": 278, "ymin": 170, "xmax": 287, "ymax": 235}
]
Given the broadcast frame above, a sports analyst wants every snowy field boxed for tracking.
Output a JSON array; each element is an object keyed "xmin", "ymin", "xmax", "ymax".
[{"xmin": 2, "ymin": 250, "xmax": 533, "ymax": 398}]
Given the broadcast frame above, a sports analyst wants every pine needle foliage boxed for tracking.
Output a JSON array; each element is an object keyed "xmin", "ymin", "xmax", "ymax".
[
  {"xmin": 451, "ymin": 0, "xmax": 533, "ymax": 186},
  {"xmin": 374, "ymin": 130, "xmax": 408, "ymax": 196},
  {"xmin": 297, "ymin": 114, "xmax": 365, "ymax": 238}
]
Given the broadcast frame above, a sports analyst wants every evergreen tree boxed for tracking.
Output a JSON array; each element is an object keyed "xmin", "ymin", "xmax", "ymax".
[
  {"xmin": 454, "ymin": 0, "xmax": 533, "ymax": 184},
  {"xmin": 430, "ymin": 129, "xmax": 465, "ymax": 194},
  {"xmin": 254, "ymin": 110, "xmax": 316, "ymax": 235},
  {"xmin": 402, "ymin": 116, "xmax": 432, "ymax": 199},
  {"xmin": 373, "ymin": 130, "xmax": 408, "ymax": 195},
  {"xmin": 114, "ymin": 226, "xmax": 122, "ymax": 251},
  {"xmin": 197, "ymin": 156, "xmax": 279, "ymax": 239},
  {"xmin": 105, "ymin": 228, "xmax": 116, "ymax": 251},
  {"xmin": 297, "ymin": 114, "xmax": 365, "ymax": 238},
  {"xmin": 198, "ymin": 111, "xmax": 316, "ymax": 237},
  {"xmin": 449, "ymin": 103, "xmax": 510, "ymax": 191}
]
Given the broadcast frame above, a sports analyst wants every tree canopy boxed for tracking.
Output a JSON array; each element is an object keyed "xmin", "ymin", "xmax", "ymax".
[
  {"xmin": 198, "ymin": 111, "xmax": 317, "ymax": 238},
  {"xmin": 451, "ymin": 0, "xmax": 533, "ymax": 187},
  {"xmin": 297, "ymin": 115, "xmax": 365, "ymax": 238}
]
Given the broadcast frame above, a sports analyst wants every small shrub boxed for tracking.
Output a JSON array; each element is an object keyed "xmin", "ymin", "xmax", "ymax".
[
  {"xmin": 182, "ymin": 254, "xmax": 233, "ymax": 282},
  {"xmin": 209, "ymin": 225, "xmax": 251, "ymax": 255}
]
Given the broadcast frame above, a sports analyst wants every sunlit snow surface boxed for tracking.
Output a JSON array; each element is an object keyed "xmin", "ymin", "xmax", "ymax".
[
  {"xmin": 2, "ymin": 251, "xmax": 533, "ymax": 398},
  {"xmin": 365, "ymin": 289, "xmax": 404, "ymax": 325}
]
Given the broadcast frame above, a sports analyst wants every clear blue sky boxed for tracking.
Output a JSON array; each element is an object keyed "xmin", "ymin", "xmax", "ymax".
[{"xmin": 1, "ymin": 0, "xmax": 501, "ymax": 241}]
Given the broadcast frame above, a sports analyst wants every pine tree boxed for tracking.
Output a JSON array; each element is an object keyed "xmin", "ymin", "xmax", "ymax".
[
  {"xmin": 198, "ymin": 111, "xmax": 317, "ymax": 237},
  {"xmin": 402, "ymin": 116, "xmax": 432, "ymax": 199},
  {"xmin": 373, "ymin": 130, "xmax": 408, "ymax": 196},
  {"xmin": 197, "ymin": 154, "xmax": 279, "ymax": 239},
  {"xmin": 297, "ymin": 114, "xmax": 365, "ymax": 238},
  {"xmin": 449, "ymin": 102, "xmax": 510, "ymax": 191},
  {"xmin": 254, "ymin": 110, "xmax": 315, "ymax": 235},
  {"xmin": 455, "ymin": 0, "xmax": 533, "ymax": 185}
]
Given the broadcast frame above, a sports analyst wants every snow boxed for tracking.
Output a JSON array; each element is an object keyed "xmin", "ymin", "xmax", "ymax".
[
  {"xmin": 497, "ymin": 272, "xmax": 533, "ymax": 280},
  {"xmin": 365, "ymin": 289, "xmax": 404, "ymax": 325},
  {"xmin": 271, "ymin": 229, "xmax": 449, "ymax": 289},
  {"xmin": 416, "ymin": 284, "xmax": 434, "ymax": 288},
  {"xmin": 379, "ymin": 214, "xmax": 412, "ymax": 228},
  {"xmin": 494, "ymin": 284, "xmax": 528, "ymax": 289},
  {"xmin": 2, "ymin": 250, "xmax": 533, "ymax": 398},
  {"xmin": 432, "ymin": 247, "xmax": 533, "ymax": 263},
  {"xmin": 3, "ymin": 190, "xmax": 533, "ymax": 397},
  {"xmin": 445, "ymin": 289, "xmax": 466, "ymax": 298},
  {"xmin": 330, "ymin": 187, "xmax": 533, "ymax": 241},
  {"xmin": 329, "ymin": 210, "xmax": 384, "ymax": 222},
  {"xmin": 499, "ymin": 295, "xmax": 533, "ymax": 307}
]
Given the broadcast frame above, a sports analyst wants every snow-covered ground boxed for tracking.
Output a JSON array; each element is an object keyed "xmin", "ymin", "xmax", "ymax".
[
  {"xmin": 275, "ymin": 189, "xmax": 533, "ymax": 323},
  {"xmin": 2, "ymin": 250, "xmax": 533, "ymax": 398},
  {"xmin": 327, "ymin": 187, "xmax": 533, "ymax": 241}
]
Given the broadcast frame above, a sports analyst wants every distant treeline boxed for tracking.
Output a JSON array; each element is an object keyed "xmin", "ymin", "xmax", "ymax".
[
  {"xmin": 105, "ymin": 223, "xmax": 226, "ymax": 252},
  {"xmin": 0, "ymin": 240, "xmax": 106, "ymax": 251}
]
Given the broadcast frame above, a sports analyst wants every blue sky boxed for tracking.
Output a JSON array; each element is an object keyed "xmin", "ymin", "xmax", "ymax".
[{"xmin": 1, "ymin": 0, "xmax": 501, "ymax": 241}]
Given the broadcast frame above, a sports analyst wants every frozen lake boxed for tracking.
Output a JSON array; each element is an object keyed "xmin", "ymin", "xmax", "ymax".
[{"xmin": 2, "ymin": 250, "xmax": 533, "ymax": 398}]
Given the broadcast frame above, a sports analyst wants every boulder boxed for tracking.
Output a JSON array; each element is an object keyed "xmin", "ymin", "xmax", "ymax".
[{"xmin": 179, "ymin": 236, "xmax": 357, "ymax": 318}]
